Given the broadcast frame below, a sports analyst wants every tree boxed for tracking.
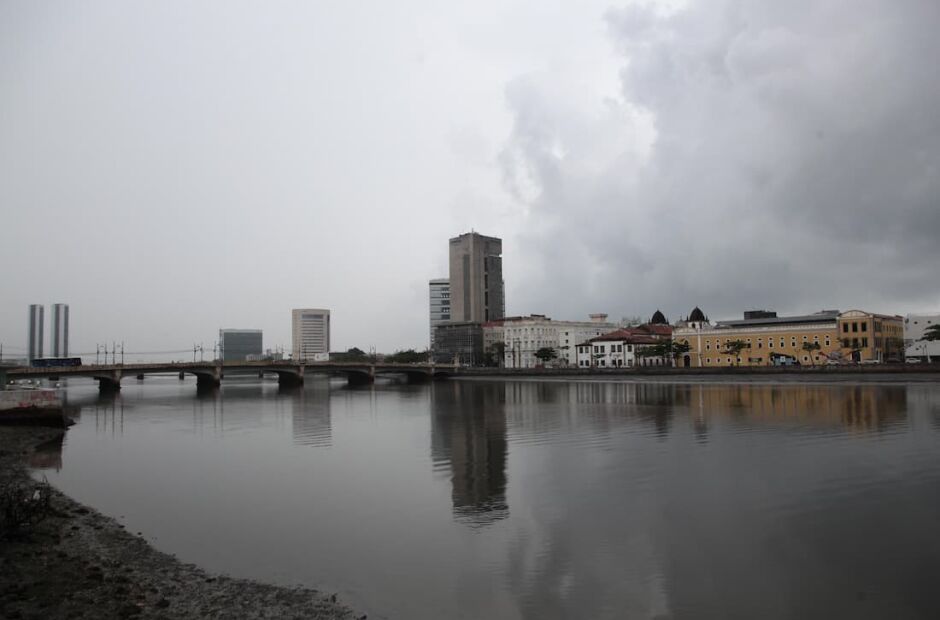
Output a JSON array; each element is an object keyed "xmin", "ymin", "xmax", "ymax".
[
  {"xmin": 722, "ymin": 340, "xmax": 750, "ymax": 366},
  {"xmin": 534, "ymin": 347, "xmax": 558, "ymax": 366},
  {"xmin": 331, "ymin": 347, "xmax": 369, "ymax": 362},
  {"xmin": 384, "ymin": 349, "xmax": 428, "ymax": 364},
  {"xmin": 485, "ymin": 342, "xmax": 506, "ymax": 367},
  {"xmin": 921, "ymin": 324, "xmax": 940, "ymax": 342},
  {"xmin": 801, "ymin": 341, "xmax": 821, "ymax": 366}
]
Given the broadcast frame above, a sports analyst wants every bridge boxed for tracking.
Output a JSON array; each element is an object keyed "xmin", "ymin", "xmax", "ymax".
[{"xmin": 3, "ymin": 360, "xmax": 458, "ymax": 391}]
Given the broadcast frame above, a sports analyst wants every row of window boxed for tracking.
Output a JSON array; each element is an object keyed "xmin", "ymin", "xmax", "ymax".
[{"xmin": 704, "ymin": 334, "xmax": 831, "ymax": 351}]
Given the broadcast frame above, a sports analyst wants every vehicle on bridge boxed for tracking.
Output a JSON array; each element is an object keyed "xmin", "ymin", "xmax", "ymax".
[{"xmin": 30, "ymin": 357, "xmax": 82, "ymax": 368}]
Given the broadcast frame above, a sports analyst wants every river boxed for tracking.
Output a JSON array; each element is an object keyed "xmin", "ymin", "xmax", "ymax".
[{"xmin": 35, "ymin": 375, "xmax": 940, "ymax": 619}]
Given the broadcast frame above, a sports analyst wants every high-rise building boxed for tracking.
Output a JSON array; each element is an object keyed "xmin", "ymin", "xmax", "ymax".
[
  {"xmin": 28, "ymin": 304, "xmax": 44, "ymax": 363},
  {"xmin": 448, "ymin": 232, "xmax": 504, "ymax": 323},
  {"xmin": 429, "ymin": 278, "xmax": 451, "ymax": 351},
  {"xmin": 51, "ymin": 303, "xmax": 69, "ymax": 358},
  {"xmin": 292, "ymin": 309, "xmax": 331, "ymax": 360},
  {"xmin": 219, "ymin": 329, "xmax": 263, "ymax": 361}
]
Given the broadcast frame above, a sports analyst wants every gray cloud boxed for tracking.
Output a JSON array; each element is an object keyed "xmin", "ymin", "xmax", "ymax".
[{"xmin": 501, "ymin": 0, "xmax": 940, "ymax": 324}]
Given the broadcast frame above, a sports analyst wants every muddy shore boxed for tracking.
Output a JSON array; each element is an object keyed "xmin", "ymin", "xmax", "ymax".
[{"xmin": 0, "ymin": 427, "xmax": 359, "ymax": 619}]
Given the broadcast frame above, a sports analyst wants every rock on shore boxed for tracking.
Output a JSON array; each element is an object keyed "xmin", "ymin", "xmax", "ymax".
[{"xmin": 0, "ymin": 427, "xmax": 358, "ymax": 619}]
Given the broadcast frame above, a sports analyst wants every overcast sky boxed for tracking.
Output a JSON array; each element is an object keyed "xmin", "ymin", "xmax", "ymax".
[{"xmin": 1, "ymin": 0, "xmax": 938, "ymax": 358}]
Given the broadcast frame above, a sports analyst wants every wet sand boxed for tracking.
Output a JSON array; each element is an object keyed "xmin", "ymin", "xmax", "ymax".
[{"xmin": 0, "ymin": 427, "xmax": 359, "ymax": 620}]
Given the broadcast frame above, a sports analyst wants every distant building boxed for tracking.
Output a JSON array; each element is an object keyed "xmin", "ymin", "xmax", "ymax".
[
  {"xmin": 292, "ymin": 309, "xmax": 331, "ymax": 361},
  {"xmin": 575, "ymin": 329, "xmax": 667, "ymax": 368},
  {"xmin": 433, "ymin": 322, "xmax": 484, "ymax": 366},
  {"xmin": 219, "ymin": 329, "xmax": 263, "ymax": 361},
  {"xmin": 500, "ymin": 314, "xmax": 619, "ymax": 369},
  {"xmin": 429, "ymin": 278, "xmax": 451, "ymax": 352},
  {"xmin": 51, "ymin": 303, "xmax": 69, "ymax": 358},
  {"xmin": 673, "ymin": 307, "xmax": 905, "ymax": 367},
  {"xmin": 28, "ymin": 304, "xmax": 43, "ymax": 363},
  {"xmin": 448, "ymin": 232, "xmax": 504, "ymax": 323},
  {"xmin": 904, "ymin": 313, "xmax": 940, "ymax": 362}
]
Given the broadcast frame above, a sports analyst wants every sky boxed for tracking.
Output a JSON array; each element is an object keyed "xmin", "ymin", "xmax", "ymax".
[{"xmin": 1, "ymin": 0, "xmax": 939, "ymax": 359}]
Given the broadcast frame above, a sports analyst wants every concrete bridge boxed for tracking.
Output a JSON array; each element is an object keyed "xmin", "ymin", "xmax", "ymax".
[{"xmin": 4, "ymin": 360, "xmax": 458, "ymax": 391}]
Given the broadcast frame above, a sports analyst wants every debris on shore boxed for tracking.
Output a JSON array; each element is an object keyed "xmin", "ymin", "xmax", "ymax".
[{"xmin": 0, "ymin": 427, "xmax": 357, "ymax": 619}]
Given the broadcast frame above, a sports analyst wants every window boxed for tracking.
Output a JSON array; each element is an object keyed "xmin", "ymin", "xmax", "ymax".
[
  {"xmin": 706, "ymin": 358, "xmax": 711, "ymax": 364},
  {"xmin": 843, "ymin": 338, "xmax": 850, "ymax": 348},
  {"xmin": 627, "ymin": 345, "xmax": 633, "ymax": 352},
  {"xmin": 843, "ymin": 323, "xmax": 849, "ymax": 333},
  {"xmin": 852, "ymin": 322, "xmax": 858, "ymax": 333},
  {"xmin": 862, "ymin": 337, "xmax": 869, "ymax": 347},
  {"xmin": 852, "ymin": 338, "xmax": 859, "ymax": 348},
  {"xmin": 861, "ymin": 322, "xmax": 868, "ymax": 332}
]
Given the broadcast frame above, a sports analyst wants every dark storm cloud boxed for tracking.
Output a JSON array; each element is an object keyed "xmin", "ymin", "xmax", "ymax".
[{"xmin": 501, "ymin": 0, "xmax": 940, "ymax": 323}]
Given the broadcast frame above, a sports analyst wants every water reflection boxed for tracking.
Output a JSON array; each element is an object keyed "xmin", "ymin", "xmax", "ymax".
[
  {"xmin": 28, "ymin": 434, "xmax": 64, "ymax": 471},
  {"xmin": 287, "ymin": 383, "xmax": 332, "ymax": 448},
  {"xmin": 431, "ymin": 382, "xmax": 508, "ymax": 526}
]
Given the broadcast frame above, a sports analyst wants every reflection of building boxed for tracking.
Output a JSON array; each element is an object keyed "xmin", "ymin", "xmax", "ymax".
[
  {"xmin": 430, "ymin": 382, "xmax": 508, "ymax": 525},
  {"xmin": 432, "ymin": 322, "xmax": 483, "ymax": 365},
  {"xmin": 673, "ymin": 307, "xmax": 904, "ymax": 367},
  {"xmin": 289, "ymin": 385, "xmax": 332, "ymax": 447},
  {"xmin": 904, "ymin": 313, "xmax": 940, "ymax": 362},
  {"xmin": 448, "ymin": 232, "xmax": 504, "ymax": 323},
  {"xmin": 682, "ymin": 383, "xmax": 907, "ymax": 432},
  {"xmin": 429, "ymin": 278, "xmax": 450, "ymax": 352},
  {"xmin": 219, "ymin": 329, "xmax": 262, "ymax": 361},
  {"xmin": 51, "ymin": 303, "xmax": 69, "ymax": 358},
  {"xmin": 28, "ymin": 304, "xmax": 44, "ymax": 363},
  {"xmin": 291, "ymin": 308, "xmax": 331, "ymax": 360}
]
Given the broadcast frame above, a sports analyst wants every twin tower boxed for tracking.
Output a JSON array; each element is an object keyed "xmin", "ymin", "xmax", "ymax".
[{"xmin": 28, "ymin": 303, "xmax": 69, "ymax": 363}]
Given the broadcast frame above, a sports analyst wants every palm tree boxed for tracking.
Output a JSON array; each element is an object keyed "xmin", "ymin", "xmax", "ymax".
[
  {"xmin": 922, "ymin": 324, "xmax": 940, "ymax": 342},
  {"xmin": 801, "ymin": 341, "xmax": 821, "ymax": 366}
]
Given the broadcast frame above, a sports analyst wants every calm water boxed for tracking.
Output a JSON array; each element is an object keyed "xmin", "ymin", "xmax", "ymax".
[{"xmin": 33, "ymin": 376, "xmax": 940, "ymax": 619}]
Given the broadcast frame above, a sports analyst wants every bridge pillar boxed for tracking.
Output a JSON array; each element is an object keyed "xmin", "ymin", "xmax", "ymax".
[
  {"xmin": 346, "ymin": 370, "xmax": 374, "ymax": 385},
  {"xmin": 97, "ymin": 370, "xmax": 122, "ymax": 393},
  {"xmin": 276, "ymin": 365, "xmax": 304, "ymax": 387},
  {"xmin": 196, "ymin": 373, "xmax": 221, "ymax": 388}
]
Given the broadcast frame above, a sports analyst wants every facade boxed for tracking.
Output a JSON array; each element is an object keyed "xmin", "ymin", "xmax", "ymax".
[
  {"xmin": 575, "ymin": 330, "xmax": 667, "ymax": 368},
  {"xmin": 673, "ymin": 307, "xmax": 904, "ymax": 368},
  {"xmin": 482, "ymin": 321, "xmax": 504, "ymax": 366},
  {"xmin": 500, "ymin": 314, "xmax": 619, "ymax": 369},
  {"xmin": 51, "ymin": 303, "xmax": 69, "ymax": 358},
  {"xmin": 433, "ymin": 322, "xmax": 484, "ymax": 365},
  {"xmin": 836, "ymin": 310, "xmax": 905, "ymax": 363},
  {"xmin": 904, "ymin": 313, "xmax": 940, "ymax": 362},
  {"xmin": 28, "ymin": 304, "xmax": 44, "ymax": 363},
  {"xmin": 291, "ymin": 308, "xmax": 331, "ymax": 360},
  {"xmin": 219, "ymin": 329, "xmax": 263, "ymax": 361},
  {"xmin": 429, "ymin": 278, "xmax": 451, "ymax": 352},
  {"xmin": 448, "ymin": 232, "xmax": 504, "ymax": 323}
]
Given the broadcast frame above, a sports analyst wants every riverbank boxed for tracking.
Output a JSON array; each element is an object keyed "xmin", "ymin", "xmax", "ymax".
[
  {"xmin": 457, "ymin": 364, "xmax": 940, "ymax": 381},
  {"xmin": 0, "ymin": 427, "xmax": 358, "ymax": 619}
]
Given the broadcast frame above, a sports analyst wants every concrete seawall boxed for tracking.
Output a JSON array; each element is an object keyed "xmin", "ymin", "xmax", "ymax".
[
  {"xmin": 458, "ymin": 364, "xmax": 940, "ymax": 380},
  {"xmin": 0, "ymin": 389, "xmax": 67, "ymax": 427}
]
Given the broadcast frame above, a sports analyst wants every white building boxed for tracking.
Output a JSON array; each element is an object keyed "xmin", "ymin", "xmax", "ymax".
[
  {"xmin": 429, "ymin": 278, "xmax": 450, "ymax": 352},
  {"xmin": 575, "ymin": 329, "xmax": 669, "ymax": 368},
  {"xmin": 904, "ymin": 313, "xmax": 940, "ymax": 362},
  {"xmin": 291, "ymin": 308, "xmax": 330, "ymax": 361},
  {"xmin": 501, "ymin": 314, "xmax": 619, "ymax": 369}
]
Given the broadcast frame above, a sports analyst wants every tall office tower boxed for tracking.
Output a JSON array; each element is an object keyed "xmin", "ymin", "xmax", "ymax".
[
  {"xmin": 448, "ymin": 232, "xmax": 505, "ymax": 323},
  {"xmin": 429, "ymin": 278, "xmax": 451, "ymax": 351},
  {"xmin": 51, "ymin": 303, "xmax": 69, "ymax": 358},
  {"xmin": 292, "ymin": 309, "xmax": 331, "ymax": 360},
  {"xmin": 28, "ymin": 304, "xmax": 44, "ymax": 363},
  {"xmin": 219, "ymin": 329, "xmax": 263, "ymax": 361}
]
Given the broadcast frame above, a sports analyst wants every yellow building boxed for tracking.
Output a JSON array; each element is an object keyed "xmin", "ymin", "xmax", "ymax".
[
  {"xmin": 837, "ymin": 310, "xmax": 905, "ymax": 362},
  {"xmin": 672, "ymin": 308, "xmax": 904, "ymax": 367}
]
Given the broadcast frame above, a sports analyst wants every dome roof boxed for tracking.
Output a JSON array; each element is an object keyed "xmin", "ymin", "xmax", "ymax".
[
  {"xmin": 689, "ymin": 306, "xmax": 706, "ymax": 322},
  {"xmin": 650, "ymin": 309, "xmax": 667, "ymax": 325}
]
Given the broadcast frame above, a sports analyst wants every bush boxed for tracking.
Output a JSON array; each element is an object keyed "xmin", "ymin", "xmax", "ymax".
[{"xmin": 0, "ymin": 478, "xmax": 52, "ymax": 535}]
